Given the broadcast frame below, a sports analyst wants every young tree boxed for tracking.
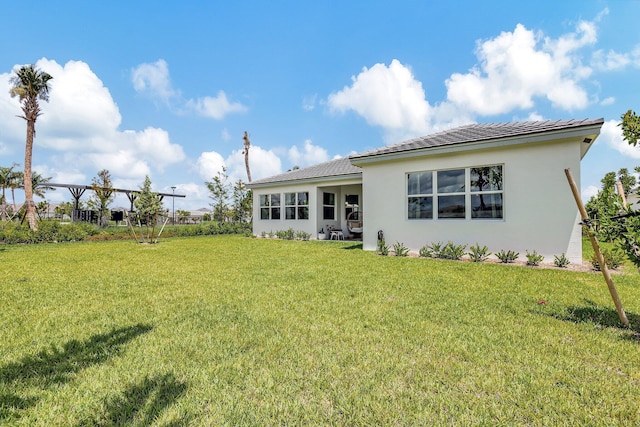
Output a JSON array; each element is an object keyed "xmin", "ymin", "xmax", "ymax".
[
  {"xmin": 586, "ymin": 166, "xmax": 640, "ymax": 273},
  {"xmin": 205, "ymin": 167, "xmax": 230, "ymax": 222},
  {"xmin": 10, "ymin": 64, "xmax": 53, "ymax": 231},
  {"xmin": 88, "ymin": 169, "xmax": 115, "ymax": 227},
  {"xmin": 231, "ymin": 179, "xmax": 252, "ymax": 222},
  {"xmin": 133, "ymin": 175, "xmax": 165, "ymax": 243}
]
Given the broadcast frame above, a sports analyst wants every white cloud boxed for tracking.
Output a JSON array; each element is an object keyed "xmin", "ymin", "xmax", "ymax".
[
  {"xmin": 0, "ymin": 59, "xmax": 186, "ymax": 187},
  {"xmin": 186, "ymin": 91, "xmax": 247, "ymax": 120},
  {"xmin": 600, "ymin": 96, "xmax": 615, "ymax": 106},
  {"xmin": 196, "ymin": 144, "xmax": 283, "ymax": 184},
  {"xmin": 601, "ymin": 119, "xmax": 640, "ymax": 159},
  {"xmin": 131, "ymin": 59, "xmax": 177, "ymax": 102},
  {"xmin": 288, "ymin": 139, "xmax": 329, "ymax": 167},
  {"xmin": 446, "ymin": 21, "xmax": 595, "ymax": 115},
  {"xmin": 196, "ymin": 151, "xmax": 226, "ymax": 181},
  {"xmin": 328, "ymin": 59, "xmax": 432, "ymax": 135}
]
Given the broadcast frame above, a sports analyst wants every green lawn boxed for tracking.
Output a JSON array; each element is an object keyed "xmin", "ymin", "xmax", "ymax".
[{"xmin": 1, "ymin": 235, "xmax": 639, "ymax": 426}]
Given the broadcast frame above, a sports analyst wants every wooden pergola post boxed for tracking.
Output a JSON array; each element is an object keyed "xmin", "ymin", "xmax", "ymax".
[{"xmin": 565, "ymin": 168, "xmax": 629, "ymax": 327}]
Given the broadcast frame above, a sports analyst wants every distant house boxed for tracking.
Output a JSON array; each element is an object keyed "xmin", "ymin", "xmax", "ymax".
[{"xmin": 247, "ymin": 119, "xmax": 604, "ymax": 263}]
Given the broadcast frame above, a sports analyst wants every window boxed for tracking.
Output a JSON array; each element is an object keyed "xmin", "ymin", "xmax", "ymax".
[
  {"xmin": 437, "ymin": 169, "xmax": 465, "ymax": 219},
  {"xmin": 284, "ymin": 192, "xmax": 309, "ymax": 220},
  {"xmin": 407, "ymin": 172, "xmax": 432, "ymax": 219},
  {"xmin": 470, "ymin": 166, "xmax": 503, "ymax": 219},
  {"xmin": 407, "ymin": 165, "xmax": 503, "ymax": 220},
  {"xmin": 323, "ymin": 192, "xmax": 336, "ymax": 220},
  {"xmin": 260, "ymin": 193, "xmax": 281, "ymax": 220}
]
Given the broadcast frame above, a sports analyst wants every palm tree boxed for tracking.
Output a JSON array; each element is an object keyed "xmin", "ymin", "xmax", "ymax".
[
  {"xmin": 0, "ymin": 163, "xmax": 19, "ymax": 221},
  {"xmin": 30, "ymin": 172, "xmax": 55, "ymax": 199},
  {"xmin": 10, "ymin": 64, "xmax": 53, "ymax": 231}
]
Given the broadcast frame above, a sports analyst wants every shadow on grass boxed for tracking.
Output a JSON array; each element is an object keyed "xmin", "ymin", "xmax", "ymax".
[
  {"xmin": 342, "ymin": 243, "xmax": 363, "ymax": 250},
  {"xmin": 0, "ymin": 324, "xmax": 153, "ymax": 422},
  {"xmin": 552, "ymin": 299, "xmax": 640, "ymax": 339},
  {"xmin": 78, "ymin": 373, "xmax": 188, "ymax": 427}
]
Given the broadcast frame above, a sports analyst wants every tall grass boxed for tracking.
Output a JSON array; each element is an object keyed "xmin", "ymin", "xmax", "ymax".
[{"xmin": 1, "ymin": 236, "xmax": 639, "ymax": 425}]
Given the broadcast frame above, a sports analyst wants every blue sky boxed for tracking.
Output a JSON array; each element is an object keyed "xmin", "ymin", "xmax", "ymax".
[{"xmin": 1, "ymin": 1, "xmax": 639, "ymax": 210}]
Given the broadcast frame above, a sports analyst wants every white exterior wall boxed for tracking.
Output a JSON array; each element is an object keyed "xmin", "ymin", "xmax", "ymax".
[
  {"xmin": 361, "ymin": 139, "xmax": 584, "ymax": 263},
  {"xmin": 252, "ymin": 178, "xmax": 361, "ymax": 239}
]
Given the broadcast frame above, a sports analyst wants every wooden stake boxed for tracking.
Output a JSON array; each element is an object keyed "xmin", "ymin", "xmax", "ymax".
[{"xmin": 565, "ymin": 168, "xmax": 629, "ymax": 327}]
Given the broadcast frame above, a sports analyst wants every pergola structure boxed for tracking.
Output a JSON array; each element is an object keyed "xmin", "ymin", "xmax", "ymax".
[{"xmin": 47, "ymin": 183, "xmax": 186, "ymax": 220}]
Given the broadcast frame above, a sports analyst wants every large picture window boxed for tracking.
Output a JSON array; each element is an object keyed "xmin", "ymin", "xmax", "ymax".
[
  {"xmin": 260, "ymin": 193, "xmax": 281, "ymax": 220},
  {"xmin": 407, "ymin": 165, "xmax": 503, "ymax": 220},
  {"xmin": 285, "ymin": 192, "xmax": 309, "ymax": 220}
]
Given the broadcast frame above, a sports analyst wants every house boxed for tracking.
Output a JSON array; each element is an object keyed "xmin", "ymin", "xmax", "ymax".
[{"xmin": 248, "ymin": 118, "xmax": 604, "ymax": 263}]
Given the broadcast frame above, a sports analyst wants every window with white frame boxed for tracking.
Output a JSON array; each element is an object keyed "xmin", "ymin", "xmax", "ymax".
[
  {"xmin": 407, "ymin": 165, "xmax": 503, "ymax": 220},
  {"xmin": 323, "ymin": 192, "xmax": 336, "ymax": 220},
  {"xmin": 284, "ymin": 192, "xmax": 309, "ymax": 220},
  {"xmin": 260, "ymin": 193, "xmax": 281, "ymax": 220}
]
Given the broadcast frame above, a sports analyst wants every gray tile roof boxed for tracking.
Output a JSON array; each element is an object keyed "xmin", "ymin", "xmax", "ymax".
[
  {"xmin": 248, "ymin": 156, "xmax": 361, "ymax": 186},
  {"xmin": 350, "ymin": 118, "xmax": 604, "ymax": 160},
  {"xmin": 249, "ymin": 118, "xmax": 603, "ymax": 187}
]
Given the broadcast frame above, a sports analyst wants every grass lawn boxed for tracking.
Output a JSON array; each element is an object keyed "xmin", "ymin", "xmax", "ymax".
[{"xmin": 1, "ymin": 235, "xmax": 639, "ymax": 425}]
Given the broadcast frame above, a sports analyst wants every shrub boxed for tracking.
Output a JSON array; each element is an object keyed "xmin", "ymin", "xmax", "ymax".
[
  {"xmin": 424, "ymin": 241, "xmax": 444, "ymax": 258},
  {"xmin": 418, "ymin": 244, "xmax": 432, "ymax": 258},
  {"xmin": 295, "ymin": 230, "xmax": 311, "ymax": 241},
  {"xmin": 554, "ymin": 253, "xmax": 570, "ymax": 268},
  {"xmin": 525, "ymin": 250, "xmax": 544, "ymax": 266},
  {"xmin": 591, "ymin": 248, "xmax": 624, "ymax": 271},
  {"xmin": 468, "ymin": 243, "xmax": 491, "ymax": 262},
  {"xmin": 392, "ymin": 241, "xmax": 409, "ymax": 257},
  {"xmin": 442, "ymin": 241, "xmax": 467, "ymax": 260},
  {"xmin": 496, "ymin": 249, "xmax": 519, "ymax": 263},
  {"xmin": 377, "ymin": 238, "xmax": 389, "ymax": 256}
]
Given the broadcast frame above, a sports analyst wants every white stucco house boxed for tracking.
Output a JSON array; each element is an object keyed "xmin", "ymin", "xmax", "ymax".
[{"xmin": 247, "ymin": 118, "xmax": 604, "ymax": 263}]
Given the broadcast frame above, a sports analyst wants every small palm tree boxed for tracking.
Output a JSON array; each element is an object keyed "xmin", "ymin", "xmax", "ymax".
[
  {"xmin": 30, "ymin": 172, "xmax": 55, "ymax": 199},
  {"xmin": 10, "ymin": 64, "xmax": 53, "ymax": 231},
  {"xmin": 0, "ymin": 163, "xmax": 20, "ymax": 221}
]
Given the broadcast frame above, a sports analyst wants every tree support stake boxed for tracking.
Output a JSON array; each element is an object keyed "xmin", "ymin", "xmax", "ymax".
[{"xmin": 565, "ymin": 168, "xmax": 629, "ymax": 327}]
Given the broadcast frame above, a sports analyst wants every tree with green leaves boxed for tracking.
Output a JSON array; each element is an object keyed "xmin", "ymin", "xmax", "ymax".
[
  {"xmin": 0, "ymin": 163, "xmax": 20, "ymax": 221},
  {"xmin": 586, "ymin": 165, "xmax": 640, "ymax": 273},
  {"xmin": 133, "ymin": 175, "xmax": 165, "ymax": 243},
  {"xmin": 29, "ymin": 171, "xmax": 54, "ymax": 199},
  {"xmin": 54, "ymin": 201, "xmax": 74, "ymax": 220},
  {"xmin": 88, "ymin": 169, "xmax": 115, "ymax": 227},
  {"xmin": 231, "ymin": 179, "xmax": 252, "ymax": 222},
  {"xmin": 10, "ymin": 64, "xmax": 53, "ymax": 231},
  {"xmin": 205, "ymin": 167, "xmax": 230, "ymax": 222},
  {"xmin": 620, "ymin": 110, "xmax": 640, "ymax": 147}
]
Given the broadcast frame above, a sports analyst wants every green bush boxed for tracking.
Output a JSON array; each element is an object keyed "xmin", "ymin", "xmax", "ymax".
[
  {"xmin": 442, "ymin": 241, "xmax": 467, "ymax": 260},
  {"xmin": 591, "ymin": 248, "xmax": 624, "ymax": 271},
  {"xmin": 392, "ymin": 241, "xmax": 409, "ymax": 257},
  {"xmin": 525, "ymin": 250, "xmax": 544, "ymax": 266},
  {"xmin": 554, "ymin": 253, "xmax": 570, "ymax": 268},
  {"xmin": 496, "ymin": 249, "xmax": 519, "ymax": 263},
  {"xmin": 468, "ymin": 243, "xmax": 491, "ymax": 262},
  {"xmin": 377, "ymin": 238, "xmax": 389, "ymax": 256}
]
